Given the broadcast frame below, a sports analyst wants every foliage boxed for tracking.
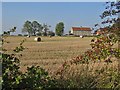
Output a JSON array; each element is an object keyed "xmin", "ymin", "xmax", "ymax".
[
  {"xmin": 100, "ymin": 1, "xmax": 120, "ymax": 48},
  {"xmin": 36, "ymin": 32, "xmax": 42, "ymax": 36},
  {"xmin": 96, "ymin": 67, "xmax": 120, "ymax": 88},
  {"xmin": 3, "ymin": 27, "xmax": 16, "ymax": 36},
  {"xmin": 32, "ymin": 21, "xmax": 43, "ymax": 35},
  {"xmin": 20, "ymin": 66, "xmax": 56, "ymax": 89},
  {"xmin": 22, "ymin": 20, "xmax": 52, "ymax": 36},
  {"xmin": 13, "ymin": 45, "xmax": 25, "ymax": 53},
  {"xmin": 3, "ymin": 31, "xmax": 10, "ymax": 36},
  {"xmin": 22, "ymin": 20, "xmax": 33, "ymax": 36},
  {"xmin": 55, "ymin": 22, "xmax": 64, "ymax": 36},
  {"xmin": 10, "ymin": 27, "xmax": 16, "ymax": 33},
  {"xmin": 2, "ymin": 53, "xmax": 22, "ymax": 89},
  {"xmin": 2, "ymin": 53, "xmax": 56, "ymax": 89},
  {"xmin": 56, "ymin": 34, "xmax": 120, "ymax": 76},
  {"xmin": 17, "ymin": 34, "xmax": 22, "ymax": 36},
  {"xmin": 47, "ymin": 31, "xmax": 55, "ymax": 36},
  {"xmin": 13, "ymin": 39, "xmax": 26, "ymax": 53}
]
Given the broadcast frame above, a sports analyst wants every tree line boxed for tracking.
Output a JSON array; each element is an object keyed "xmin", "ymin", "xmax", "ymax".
[{"xmin": 2, "ymin": 21, "xmax": 64, "ymax": 36}]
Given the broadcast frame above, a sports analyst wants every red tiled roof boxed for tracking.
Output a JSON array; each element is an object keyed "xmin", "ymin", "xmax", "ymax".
[{"xmin": 72, "ymin": 27, "xmax": 91, "ymax": 31}]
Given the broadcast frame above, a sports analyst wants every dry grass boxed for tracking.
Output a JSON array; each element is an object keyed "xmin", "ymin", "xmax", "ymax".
[
  {"xmin": 3, "ymin": 36, "xmax": 92, "ymax": 72},
  {"xmin": 55, "ymin": 60, "xmax": 119, "ymax": 88},
  {"xmin": 2, "ymin": 36, "xmax": 120, "ymax": 88},
  {"xmin": 2, "ymin": 36, "xmax": 119, "ymax": 75}
]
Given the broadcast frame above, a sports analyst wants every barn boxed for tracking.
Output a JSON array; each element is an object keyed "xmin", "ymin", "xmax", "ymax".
[{"xmin": 71, "ymin": 27, "xmax": 92, "ymax": 36}]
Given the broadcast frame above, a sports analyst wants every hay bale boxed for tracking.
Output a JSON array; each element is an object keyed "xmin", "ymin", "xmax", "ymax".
[{"xmin": 34, "ymin": 37, "xmax": 41, "ymax": 42}]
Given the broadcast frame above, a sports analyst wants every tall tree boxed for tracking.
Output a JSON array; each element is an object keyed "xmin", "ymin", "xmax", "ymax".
[
  {"xmin": 32, "ymin": 21, "xmax": 43, "ymax": 35},
  {"xmin": 55, "ymin": 22, "xmax": 64, "ymax": 36},
  {"xmin": 22, "ymin": 21, "xmax": 33, "ymax": 36}
]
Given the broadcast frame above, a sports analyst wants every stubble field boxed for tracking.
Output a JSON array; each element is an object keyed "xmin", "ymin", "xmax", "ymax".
[
  {"xmin": 2, "ymin": 36, "xmax": 118, "ymax": 76},
  {"xmin": 3, "ymin": 36, "xmax": 93, "ymax": 72}
]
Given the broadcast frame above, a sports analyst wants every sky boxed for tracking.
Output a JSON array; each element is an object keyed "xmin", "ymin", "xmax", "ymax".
[{"xmin": 2, "ymin": 2, "xmax": 106, "ymax": 35}]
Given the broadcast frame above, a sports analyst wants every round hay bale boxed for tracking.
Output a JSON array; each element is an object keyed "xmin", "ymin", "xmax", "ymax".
[{"xmin": 34, "ymin": 37, "xmax": 41, "ymax": 42}]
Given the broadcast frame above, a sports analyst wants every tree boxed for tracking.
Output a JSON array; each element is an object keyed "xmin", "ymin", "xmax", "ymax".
[
  {"xmin": 111, "ymin": 18, "xmax": 120, "ymax": 48},
  {"xmin": 100, "ymin": 1, "xmax": 120, "ymax": 49},
  {"xmin": 32, "ymin": 21, "xmax": 43, "ymax": 36},
  {"xmin": 47, "ymin": 31, "xmax": 55, "ymax": 36},
  {"xmin": 22, "ymin": 21, "xmax": 33, "ymax": 36},
  {"xmin": 42, "ymin": 23, "xmax": 51, "ymax": 36},
  {"xmin": 55, "ymin": 22, "xmax": 64, "ymax": 36},
  {"xmin": 22, "ymin": 21, "xmax": 51, "ymax": 36},
  {"xmin": 36, "ymin": 32, "xmax": 42, "ymax": 36}
]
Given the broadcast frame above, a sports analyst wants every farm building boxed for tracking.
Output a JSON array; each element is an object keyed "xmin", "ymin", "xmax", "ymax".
[{"xmin": 71, "ymin": 27, "xmax": 92, "ymax": 36}]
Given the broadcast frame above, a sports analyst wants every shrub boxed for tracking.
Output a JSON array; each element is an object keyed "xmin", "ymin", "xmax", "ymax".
[
  {"xmin": 2, "ymin": 53, "xmax": 22, "ymax": 89},
  {"xmin": 18, "ymin": 34, "xmax": 22, "ymax": 36},
  {"xmin": 47, "ymin": 31, "xmax": 55, "ymax": 36},
  {"xmin": 2, "ymin": 53, "xmax": 56, "ymax": 89},
  {"xmin": 24, "ymin": 34, "xmax": 28, "ymax": 36},
  {"xmin": 20, "ymin": 66, "xmax": 56, "ymax": 89}
]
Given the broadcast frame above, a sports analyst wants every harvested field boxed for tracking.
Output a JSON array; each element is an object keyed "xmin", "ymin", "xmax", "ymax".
[
  {"xmin": 2, "ymin": 36, "xmax": 118, "ymax": 74},
  {"xmin": 3, "ymin": 36, "xmax": 92, "ymax": 71}
]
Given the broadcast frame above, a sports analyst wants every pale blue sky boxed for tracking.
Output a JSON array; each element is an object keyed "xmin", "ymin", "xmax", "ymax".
[{"xmin": 2, "ymin": 2, "xmax": 106, "ymax": 35}]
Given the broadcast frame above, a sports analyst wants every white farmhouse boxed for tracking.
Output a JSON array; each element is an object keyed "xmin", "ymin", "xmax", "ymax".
[{"xmin": 71, "ymin": 27, "xmax": 92, "ymax": 36}]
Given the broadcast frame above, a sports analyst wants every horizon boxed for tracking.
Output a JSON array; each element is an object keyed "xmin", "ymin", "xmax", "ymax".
[{"xmin": 2, "ymin": 2, "xmax": 106, "ymax": 35}]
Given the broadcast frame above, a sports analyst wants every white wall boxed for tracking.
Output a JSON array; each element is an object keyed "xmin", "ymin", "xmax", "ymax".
[{"xmin": 73, "ymin": 30, "xmax": 91, "ymax": 36}]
